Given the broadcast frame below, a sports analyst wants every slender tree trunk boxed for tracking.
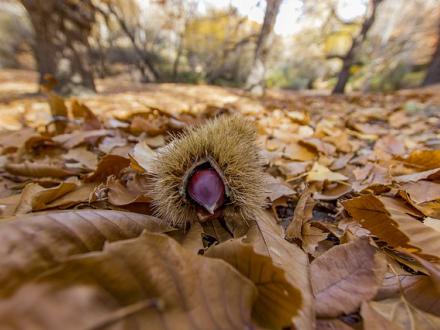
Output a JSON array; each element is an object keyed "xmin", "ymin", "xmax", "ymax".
[
  {"xmin": 423, "ymin": 24, "xmax": 440, "ymax": 86},
  {"xmin": 172, "ymin": 33, "xmax": 185, "ymax": 80},
  {"xmin": 102, "ymin": 3, "xmax": 160, "ymax": 82},
  {"xmin": 20, "ymin": 0, "xmax": 96, "ymax": 95},
  {"xmin": 245, "ymin": 0, "xmax": 282, "ymax": 95},
  {"xmin": 332, "ymin": 0, "xmax": 383, "ymax": 94}
]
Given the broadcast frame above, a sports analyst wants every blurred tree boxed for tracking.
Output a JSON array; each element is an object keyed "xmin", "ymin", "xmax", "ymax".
[
  {"xmin": 95, "ymin": 0, "xmax": 161, "ymax": 82},
  {"xmin": 19, "ymin": 0, "xmax": 96, "ymax": 94},
  {"xmin": 245, "ymin": 0, "xmax": 282, "ymax": 95},
  {"xmin": 332, "ymin": 0, "xmax": 383, "ymax": 94},
  {"xmin": 184, "ymin": 8, "xmax": 258, "ymax": 85},
  {"xmin": 423, "ymin": 21, "xmax": 440, "ymax": 86}
]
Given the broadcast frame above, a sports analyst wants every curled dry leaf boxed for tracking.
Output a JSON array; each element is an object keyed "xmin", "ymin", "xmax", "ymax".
[
  {"xmin": 205, "ymin": 239, "xmax": 302, "ymax": 329},
  {"xmin": 70, "ymin": 99, "xmax": 101, "ymax": 130},
  {"xmin": 343, "ymin": 195, "xmax": 440, "ymax": 262},
  {"xmin": 0, "ymin": 209, "xmax": 172, "ymax": 297},
  {"xmin": 14, "ymin": 182, "xmax": 77, "ymax": 214},
  {"xmin": 399, "ymin": 181, "xmax": 440, "ymax": 218},
  {"xmin": 0, "ymin": 232, "xmax": 258, "ymax": 330},
  {"xmin": 107, "ymin": 176, "xmax": 151, "ymax": 206},
  {"xmin": 286, "ymin": 189, "xmax": 314, "ymax": 242},
  {"xmin": 311, "ymin": 237, "xmax": 387, "ymax": 318},
  {"xmin": 86, "ymin": 155, "xmax": 130, "ymax": 182}
]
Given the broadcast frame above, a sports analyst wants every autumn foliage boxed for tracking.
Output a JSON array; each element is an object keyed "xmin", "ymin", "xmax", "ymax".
[{"xmin": 0, "ymin": 83, "xmax": 439, "ymax": 329}]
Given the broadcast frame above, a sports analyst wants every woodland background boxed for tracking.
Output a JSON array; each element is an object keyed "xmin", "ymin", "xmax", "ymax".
[{"xmin": 0, "ymin": 0, "xmax": 439, "ymax": 96}]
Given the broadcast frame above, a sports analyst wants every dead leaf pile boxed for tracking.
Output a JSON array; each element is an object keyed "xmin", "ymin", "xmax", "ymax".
[{"xmin": 0, "ymin": 87, "xmax": 439, "ymax": 329}]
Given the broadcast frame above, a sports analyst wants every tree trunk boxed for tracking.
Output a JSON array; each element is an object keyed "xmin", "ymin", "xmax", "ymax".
[
  {"xmin": 332, "ymin": 0, "xmax": 382, "ymax": 94},
  {"xmin": 245, "ymin": 0, "xmax": 282, "ymax": 95},
  {"xmin": 423, "ymin": 24, "xmax": 440, "ymax": 86},
  {"xmin": 20, "ymin": 0, "xmax": 96, "ymax": 95},
  {"xmin": 101, "ymin": 3, "xmax": 160, "ymax": 82}
]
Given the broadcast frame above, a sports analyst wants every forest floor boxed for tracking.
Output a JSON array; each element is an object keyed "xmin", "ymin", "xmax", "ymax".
[{"xmin": 0, "ymin": 69, "xmax": 439, "ymax": 329}]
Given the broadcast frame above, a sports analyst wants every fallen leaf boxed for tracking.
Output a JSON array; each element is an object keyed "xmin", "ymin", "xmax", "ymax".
[
  {"xmin": 53, "ymin": 129, "xmax": 110, "ymax": 149},
  {"xmin": 0, "ymin": 232, "xmax": 258, "ymax": 329},
  {"xmin": 70, "ymin": 99, "xmax": 101, "ymax": 130},
  {"xmin": 361, "ymin": 301, "xmax": 402, "ymax": 330},
  {"xmin": 130, "ymin": 140, "xmax": 156, "ymax": 172},
  {"xmin": 311, "ymin": 238, "xmax": 387, "ymax": 317},
  {"xmin": 307, "ymin": 162, "xmax": 348, "ymax": 182},
  {"xmin": 366, "ymin": 298, "xmax": 440, "ymax": 330},
  {"xmin": 86, "ymin": 155, "xmax": 130, "ymax": 182},
  {"xmin": 14, "ymin": 182, "xmax": 77, "ymax": 214},
  {"xmin": 286, "ymin": 189, "xmax": 314, "ymax": 242},
  {"xmin": 343, "ymin": 195, "xmax": 440, "ymax": 262},
  {"xmin": 246, "ymin": 211, "xmax": 314, "ymax": 330},
  {"xmin": 98, "ymin": 135, "xmax": 127, "ymax": 154},
  {"xmin": 63, "ymin": 147, "xmax": 98, "ymax": 170},
  {"xmin": 5, "ymin": 161, "xmax": 76, "ymax": 178},
  {"xmin": 206, "ymin": 239, "xmax": 302, "ymax": 329},
  {"xmin": 265, "ymin": 175, "xmax": 296, "ymax": 202},
  {"xmin": 397, "ymin": 150, "xmax": 440, "ymax": 171},
  {"xmin": 399, "ymin": 181, "xmax": 440, "ymax": 218},
  {"xmin": 0, "ymin": 210, "xmax": 172, "ymax": 296}
]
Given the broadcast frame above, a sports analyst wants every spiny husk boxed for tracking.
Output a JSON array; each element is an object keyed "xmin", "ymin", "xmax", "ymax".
[{"xmin": 150, "ymin": 115, "xmax": 266, "ymax": 227}]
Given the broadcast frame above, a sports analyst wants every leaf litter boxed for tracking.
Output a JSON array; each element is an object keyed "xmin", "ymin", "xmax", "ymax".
[{"xmin": 0, "ymin": 86, "xmax": 439, "ymax": 329}]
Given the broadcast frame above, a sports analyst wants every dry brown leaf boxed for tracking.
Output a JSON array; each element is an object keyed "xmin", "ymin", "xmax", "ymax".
[
  {"xmin": 86, "ymin": 155, "xmax": 130, "ymax": 182},
  {"xmin": 367, "ymin": 298, "xmax": 440, "ymax": 330},
  {"xmin": 361, "ymin": 301, "xmax": 402, "ymax": 330},
  {"xmin": 130, "ymin": 140, "xmax": 156, "ymax": 172},
  {"xmin": 70, "ymin": 99, "xmax": 101, "ymax": 130},
  {"xmin": 0, "ymin": 232, "xmax": 258, "ymax": 330},
  {"xmin": 98, "ymin": 135, "xmax": 127, "ymax": 154},
  {"xmin": 400, "ymin": 181, "xmax": 440, "ymax": 218},
  {"xmin": 265, "ymin": 175, "xmax": 296, "ymax": 202},
  {"xmin": 286, "ymin": 189, "xmax": 314, "ymax": 241},
  {"xmin": 302, "ymin": 223, "xmax": 328, "ymax": 255},
  {"xmin": 311, "ymin": 237, "xmax": 387, "ymax": 317},
  {"xmin": 394, "ymin": 168, "xmax": 440, "ymax": 183},
  {"xmin": 301, "ymin": 137, "xmax": 336, "ymax": 155},
  {"xmin": 343, "ymin": 195, "xmax": 440, "ymax": 262},
  {"xmin": 63, "ymin": 147, "xmax": 98, "ymax": 171},
  {"xmin": 0, "ymin": 127, "xmax": 36, "ymax": 153},
  {"xmin": 283, "ymin": 141, "xmax": 316, "ymax": 161},
  {"xmin": 0, "ymin": 209, "xmax": 172, "ymax": 297},
  {"xmin": 5, "ymin": 161, "xmax": 76, "ymax": 178},
  {"xmin": 307, "ymin": 162, "xmax": 348, "ymax": 182},
  {"xmin": 107, "ymin": 176, "xmax": 151, "ymax": 206},
  {"xmin": 246, "ymin": 211, "xmax": 314, "ymax": 330},
  {"xmin": 376, "ymin": 270, "xmax": 440, "ymax": 317},
  {"xmin": 43, "ymin": 183, "xmax": 96, "ymax": 209},
  {"xmin": 52, "ymin": 129, "xmax": 110, "ymax": 149},
  {"xmin": 205, "ymin": 239, "xmax": 302, "ymax": 329},
  {"xmin": 316, "ymin": 319, "xmax": 354, "ymax": 330},
  {"xmin": 397, "ymin": 150, "xmax": 440, "ymax": 171},
  {"xmin": 14, "ymin": 182, "xmax": 77, "ymax": 214}
]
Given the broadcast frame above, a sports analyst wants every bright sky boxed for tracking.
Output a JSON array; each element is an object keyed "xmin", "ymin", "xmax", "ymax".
[
  {"xmin": 138, "ymin": 0, "xmax": 369, "ymax": 36},
  {"xmin": 200, "ymin": 0, "xmax": 369, "ymax": 36}
]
